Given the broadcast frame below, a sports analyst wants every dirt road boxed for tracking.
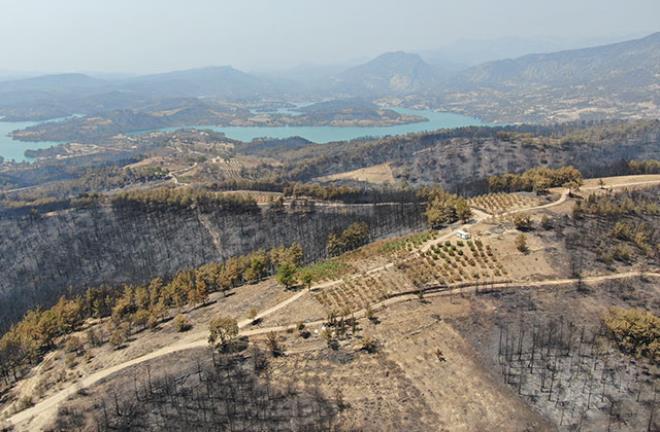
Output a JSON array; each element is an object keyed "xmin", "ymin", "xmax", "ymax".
[
  {"xmin": 5, "ymin": 285, "xmax": 309, "ymax": 431},
  {"xmin": 169, "ymin": 162, "xmax": 198, "ymax": 185},
  {"xmin": 5, "ymin": 176, "xmax": 660, "ymax": 429},
  {"xmin": 7, "ymin": 270, "xmax": 658, "ymax": 430}
]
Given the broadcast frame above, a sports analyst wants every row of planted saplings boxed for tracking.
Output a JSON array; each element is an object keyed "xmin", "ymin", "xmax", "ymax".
[
  {"xmin": 408, "ymin": 254, "xmax": 498, "ymax": 286},
  {"xmin": 423, "ymin": 239, "xmax": 507, "ymax": 278},
  {"xmin": 315, "ymin": 273, "xmax": 392, "ymax": 312},
  {"xmin": 469, "ymin": 192, "xmax": 538, "ymax": 213},
  {"xmin": 383, "ymin": 231, "xmax": 440, "ymax": 257}
]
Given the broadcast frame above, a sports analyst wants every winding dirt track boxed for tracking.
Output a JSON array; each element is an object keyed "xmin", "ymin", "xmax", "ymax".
[
  {"xmin": 5, "ymin": 177, "xmax": 660, "ymax": 430},
  {"xmin": 8, "ymin": 271, "xmax": 659, "ymax": 430},
  {"xmin": 5, "ymin": 286, "xmax": 311, "ymax": 430}
]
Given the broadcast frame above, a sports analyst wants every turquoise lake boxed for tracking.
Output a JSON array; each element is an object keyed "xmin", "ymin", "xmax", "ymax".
[
  {"xmin": 0, "ymin": 121, "xmax": 63, "ymax": 162},
  {"xmin": 151, "ymin": 108, "xmax": 483, "ymax": 144},
  {"xmin": 0, "ymin": 108, "xmax": 484, "ymax": 162}
]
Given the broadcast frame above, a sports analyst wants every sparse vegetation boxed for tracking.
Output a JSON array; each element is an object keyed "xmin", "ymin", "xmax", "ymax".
[
  {"xmin": 515, "ymin": 234, "xmax": 528, "ymax": 253},
  {"xmin": 513, "ymin": 214, "xmax": 533, "ymax": 231},
  {"xmin": 265, "ymin": 332, "xmax": 284, "ymax": 356},
  {"xmin": 603, "ymin": 307, "xmax": 659, "ymax": 361},
  {"xmin": 174, "ymin": 314, "xmax": 192, "ymax": 332},
  {"xmin": 109, "ymin": 327, "xmax": 127, "ymax": 349},
  {"xmin": 360, "ymin": 335, "xmax": 379, "ymax": 353},
  {"xmin": 540, "ymin": 215, "xmax": 553, "ymax": 230},
  {"xmin": 276, "ymin": 262, "xmax": 298, "ymax": 289},
  {"xmin": 208, "ymin": 316, "xmax": 239, "ymax": 351},
  {"xmin": 327, "ymin": 222, "xmax": 370, "ymax": 257}
]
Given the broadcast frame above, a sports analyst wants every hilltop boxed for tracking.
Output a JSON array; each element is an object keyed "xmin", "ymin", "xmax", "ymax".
[{"xmin": 329, "ymin": 51, "xmax": 442, "ymax": 96}]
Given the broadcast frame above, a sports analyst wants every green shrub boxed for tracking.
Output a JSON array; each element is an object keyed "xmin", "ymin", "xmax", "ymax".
[
  {"xmin": 174, "ymin": 314, "xmax": 192, "ymax": 332},
  {"xmin": 603, "ymin": 307, "xmax": 659, "ymax": 361},
  {"xmin": 612, "ymin": 244, "xmax": 633, "ymax": 263},
  {"xmin": 515, "ymin": 234, "xmax": 529, "ymax": 253},
  {"xmin": 327, "ymin": 222, "xmax": 370, "ymax": 257}
]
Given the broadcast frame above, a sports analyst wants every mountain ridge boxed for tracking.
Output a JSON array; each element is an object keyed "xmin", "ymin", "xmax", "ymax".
[
  {"xmin": 453, "ymin": 31, "xmax": 660, "ymax": 88},
  {"xmin": 330, "ymin": 51, "xmax": 442, "ymax": 96},
  {"xmin": 0, "ymin": 32, "xmax": 658, "ymax": 123}
]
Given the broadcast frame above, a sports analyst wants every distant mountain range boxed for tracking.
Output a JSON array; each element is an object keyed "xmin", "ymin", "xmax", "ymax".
[
  {"xmin": 327, "ymin": 51, "xmax": 443, "ymax": 96},
  {"xmin": 418, "ymin": 34, "xmax": 651, "ymax": 67},
  {"xmin": 437, "ymin": 32, "xmax": 660, "ymax": 122},
  {"xmin": 0, "ymin": 67, "xmax": 287, "ymax": 121},
  {"xmin": 121, "ymin": 66, "xmax": 285, "ymax": 99},
  {"xmin": 452, "ymin": 32, "xmax": 660, "ymax": 89},
  {"xmin": 0, "ymin": 32, "xmax": 658, "ymax": 123},
  {"xmin": 0, "ymin": 73, "xmax": 106, "ymax": 93}
]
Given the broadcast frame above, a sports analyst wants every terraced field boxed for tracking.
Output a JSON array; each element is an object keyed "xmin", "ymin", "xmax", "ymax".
[
  {"xmin": 403, "ymin": 239, "xmax": 508, "ymax": 286},
  {"xmin": 314, "ymin": 268, "xmax": 408, "ymax": 313},
  {"xmin": 313, "ymin": 236, "xmax": 509, "ymax": 313},
  {"xmin": 469, "ymin": 192, "xmax": 546, "ymax": 215}
]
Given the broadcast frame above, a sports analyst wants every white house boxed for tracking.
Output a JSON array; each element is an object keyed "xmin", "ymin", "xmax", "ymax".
[{"xmin": 456, "ymin": 229, "xmax": 470, "ymax": 240}]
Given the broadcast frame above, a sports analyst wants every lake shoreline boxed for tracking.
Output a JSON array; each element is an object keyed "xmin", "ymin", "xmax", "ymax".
[{"xmin": 0, "ymin": 108, "xmax": 484, "ymax": 162}]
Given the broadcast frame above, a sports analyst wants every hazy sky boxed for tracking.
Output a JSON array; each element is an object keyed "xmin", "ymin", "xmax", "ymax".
[{"xmin": 0, "ymin": 0, "xmax": 658, "ymax": 74}]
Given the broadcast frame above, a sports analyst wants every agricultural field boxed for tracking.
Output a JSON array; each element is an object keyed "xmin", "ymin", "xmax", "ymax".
[
  {"xmin": 469, "ymin": 192, "xmax": 548, "ymax": 215},
  {"xmin": 313, "ymin": 268, "xmax": 408, "ymax": 313},
  {"xmin": 400, "ymin": 238, "xmax": 509, "ymax": 287},
  {"xmin": 313, "ymin": 236, "xmax": 510, "ymax": 314},
  {"xmin": 375, "ymin": 230, "xmax": 440, "ymax": 258},
  {"xmin": 299, "ymin": 259, "xmax": 357, "ymax": 283}
]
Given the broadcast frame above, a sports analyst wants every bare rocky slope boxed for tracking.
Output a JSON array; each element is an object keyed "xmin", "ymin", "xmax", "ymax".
[{"xmin": 0, "ymin": 201, "xmax": 424, "ymax": 328}]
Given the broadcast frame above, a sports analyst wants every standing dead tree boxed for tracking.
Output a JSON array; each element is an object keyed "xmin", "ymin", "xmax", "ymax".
[
  {"xmin": 52, "ymin": 350, "xmax": 340, "ymax": 432},
  {"xmin": 495, "ymin": 315, "xmax": 658, "ymax": 431}
]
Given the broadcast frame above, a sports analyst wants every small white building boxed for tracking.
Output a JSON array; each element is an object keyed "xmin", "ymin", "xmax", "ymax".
[{"xmin": 456, "ymin": 229, "xmax": 470, "ymax": 240}]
